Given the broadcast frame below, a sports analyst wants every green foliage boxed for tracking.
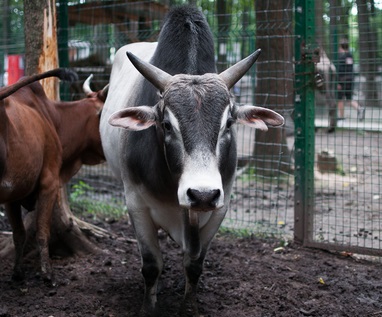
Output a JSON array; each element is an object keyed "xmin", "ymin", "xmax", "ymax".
[
  {"xmin": 69, "ymin": 180, "xmax": 93, "ymax": 201},
  {"xmin": 218, "ymin": 226, "xmax": 254, "ymax": 238},
  {"xmin": 2, "ymin": 0, "xmax": 25, "ymax": 54},
  {"xmin": 69, "ymin": 181, "xmax": 127, "ymax": 220},
  {"xmin": 336, "ymin": 163, "xmax": 346, "ymax": 176},
  {"xmin": 238, "ymin": 166, "xmax": 293, "ymax": 185},
  {"xmin": 218, "ymin": 225, "xmax": 290, "ymax": 244}
]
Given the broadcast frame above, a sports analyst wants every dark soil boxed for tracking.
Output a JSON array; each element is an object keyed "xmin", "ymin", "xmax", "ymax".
[{"xmin": 1, "ymin": 215, "xmax": 382, "ymax": 317}]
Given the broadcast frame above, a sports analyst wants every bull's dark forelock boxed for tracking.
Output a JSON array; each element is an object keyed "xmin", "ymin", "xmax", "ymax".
[{"xmin": 163, "ymin": 75, "xmax": 231, "ymax": 153}]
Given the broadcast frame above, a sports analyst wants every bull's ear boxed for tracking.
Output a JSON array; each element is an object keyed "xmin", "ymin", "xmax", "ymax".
[
  {"xmin": 234, "ymin": 105, "xmax": 284, "ymax": 131},
  {"xmin": 108, "ymin": 106, "xmax": 157, "ymax": 130}
]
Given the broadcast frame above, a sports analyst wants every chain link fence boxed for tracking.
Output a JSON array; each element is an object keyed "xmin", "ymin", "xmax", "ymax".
[
  {"xmin": 1, "ymin": 0, "xmax": 382, "ymax": 256},
  {"xmin": 309, "ymin": 0, "xmax": 382, "ymax": 255}
]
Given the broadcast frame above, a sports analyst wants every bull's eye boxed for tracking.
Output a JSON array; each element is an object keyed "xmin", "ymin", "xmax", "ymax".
[
  {"xmin": 162, "ymin": 120, "xmax": 172, "ymax": 132},
  {"xmin": 226, "ymin": 118, "xmax": 235, "ymax": 130}
]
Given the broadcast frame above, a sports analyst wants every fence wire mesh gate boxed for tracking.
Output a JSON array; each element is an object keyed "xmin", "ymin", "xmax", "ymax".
[{"xmin": 1, "ymin": 0, "xmax": 382, "ymax": 256}]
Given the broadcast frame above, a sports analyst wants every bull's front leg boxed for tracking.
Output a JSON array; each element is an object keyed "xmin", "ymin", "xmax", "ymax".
[
  {"xmin": 129, "ymin": 210, "xmax": 163, "ymax": 317},
  {"xmin": 180, "ymin": 209, "xmax": 205, "ymax": 317},
  {"xmin": 182, "ymin": 249, "xmax": 206, "ymax": 317},
  {"xmin": 181, "ymin": 209, "xmax": 226, "ymax": 316}
]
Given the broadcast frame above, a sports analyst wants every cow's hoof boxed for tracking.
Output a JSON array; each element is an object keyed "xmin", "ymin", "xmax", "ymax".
[
  {"xmin": 139, "ymin": 305, "xmax": 157, "ymax": 317},
  {"xmin": 11, "ymin": 269, "xmax": 25, "ymax": 282},
  {"xmin": 180, "ymin": 300, "xmax": 199, "ymax": 317},
  {"xmin": 42, "ymin": 272, "xmax": 56, "ymax": 287}
]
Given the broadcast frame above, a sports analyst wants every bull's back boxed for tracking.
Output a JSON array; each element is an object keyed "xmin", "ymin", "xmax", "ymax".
[{"xmin": 100, "ymin": 42, "xmax": 157, "ymax": 179}]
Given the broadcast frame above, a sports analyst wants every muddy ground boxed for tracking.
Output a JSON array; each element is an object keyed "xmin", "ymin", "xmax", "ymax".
[
  {"xmin": 1, "ymin": 124, "xmax": 382, "ymax": 317},
  {"xmin": 1, "ymin": 212, "xmax": 382, "ymax": 317}
]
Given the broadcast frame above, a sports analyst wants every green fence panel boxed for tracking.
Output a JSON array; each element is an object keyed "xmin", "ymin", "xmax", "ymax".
[
  {"xmin": 1, "ymin": 0, "xmax": 382, "ymax": 257},
  {"xmin": 312, "ymin": 1, "xmax": 382, "ymax": 256}
]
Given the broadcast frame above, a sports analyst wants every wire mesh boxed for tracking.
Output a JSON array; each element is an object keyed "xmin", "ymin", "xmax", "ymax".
[
  {"xmin": 54, "ymin": 0, "xmax": 295, "ymax": 238},
  {"xmin": 1, "ymin": 1, "xmax": 382, "ymax": 256},
  {"xmin": 313, "ymin": 0, "xmax": 382, "ymax": 255}
]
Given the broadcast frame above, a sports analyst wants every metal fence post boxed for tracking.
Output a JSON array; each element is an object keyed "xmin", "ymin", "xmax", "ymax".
[{"xmin": 294, "ymin": 0, "xmax": 316, "ymax": 244}]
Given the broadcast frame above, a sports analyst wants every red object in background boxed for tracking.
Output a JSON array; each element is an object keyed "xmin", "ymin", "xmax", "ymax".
[{"xmin": 6, "ymin": 55, "xmax": 24, "ymax": 85}]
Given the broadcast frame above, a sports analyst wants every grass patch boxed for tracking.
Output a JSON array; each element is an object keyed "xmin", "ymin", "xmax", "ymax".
[
  {"xmin": 218, "ymin": 226, "xmax": 292, "ymax": 248},
  {"xmin": 69, "ymin": 180, "xmax": 127, "ymax": 220},
  {"xmin": 237, "ymin": 166, "xmax": 293, "ymax": 186}
]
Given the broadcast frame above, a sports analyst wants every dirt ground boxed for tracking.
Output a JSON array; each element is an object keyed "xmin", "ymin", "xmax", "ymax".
[
  {"xmin": 1, "ymin": 213, "xmax": 382, "ymax": 317},
  {"xmin": 1, "ymin": 124, "xmax": 381, "ymax": 317}
]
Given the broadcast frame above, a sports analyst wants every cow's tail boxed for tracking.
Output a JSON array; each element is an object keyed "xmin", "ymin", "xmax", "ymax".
[{"xmin": 0, "ymin": 68, "xmax": 78, "ymax": 100}]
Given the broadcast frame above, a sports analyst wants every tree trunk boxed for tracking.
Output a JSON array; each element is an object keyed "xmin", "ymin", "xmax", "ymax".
[
  {"xmin": 24, "ymin": 0, "xmax": 59, "ymax": 99},
  {"xmin": 216, "ymin": 0, "xmax": 230, "ymax": 73},
  {"xmin": 253, "ymin": 0, "xmax": 292, "ymax": 175},
  {"xmin": 356, "ymin": 0, "xmax": 379, "ymax": 108},
  {"xmin": 328, "ymin": 0, "xmax": 341, "ymax": 129},
  {"xmin": 316, "ymin": 0, "xmax": 337, "ymax": 131},
  {"xmin": 241, "ymin": 4, "xmax": 251, "ymax": 60},
  {"xmin": 0, "ymin": 0, "xmax": 109, "ymax": 260}
]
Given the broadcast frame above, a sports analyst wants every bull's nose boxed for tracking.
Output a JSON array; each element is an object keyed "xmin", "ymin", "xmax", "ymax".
[{"xmin": 187, "ymin": 188, "xmax": 221, "ymax": 210}]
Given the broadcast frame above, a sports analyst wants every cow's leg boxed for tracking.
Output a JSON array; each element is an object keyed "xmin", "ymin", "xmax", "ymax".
[
  {"xmin": 182, "ymin": 249, "xmax": 206, "ymax": 317},
  {"xmin": 180, "ymin": 209, "xmax": 203, "ymax": 316},
  {"xmin": 4, "ymin": 202, "xmax": 26, "ymax": 281},
  {"xmin": 130, "ymin": 211, "xmax": 163, "ymax": 317},
  {"xmin": 35, "ymin": 169, "xmax": 60, "ymax": 286},
  {"xmin": 181, "ymin": 210, "xmax": 226, "ymax": 316}
]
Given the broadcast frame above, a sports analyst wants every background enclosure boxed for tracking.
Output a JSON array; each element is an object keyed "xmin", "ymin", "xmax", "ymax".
[{"xmin": 0, "ymin": 0, "xmax": 382, "ymax": 256}]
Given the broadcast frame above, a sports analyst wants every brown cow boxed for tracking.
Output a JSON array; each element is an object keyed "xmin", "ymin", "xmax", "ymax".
[{"xmin": 0, "ymin": 69, "xmax": 106, "ymax": 284}]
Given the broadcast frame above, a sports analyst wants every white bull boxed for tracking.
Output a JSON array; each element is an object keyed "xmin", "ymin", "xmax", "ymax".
[{"xmin": 100, "ymin": 5, "xmax": 284, "ymax": 316}]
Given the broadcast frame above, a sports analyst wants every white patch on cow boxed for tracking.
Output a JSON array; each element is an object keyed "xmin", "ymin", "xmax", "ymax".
[
  {"xmin": 100, "ymin": 42, "xmax": 158, "ymax": 180},
  {"xmin": 177, "ymin": 146, "xmax": 224, "ymax": 210},
  {"xmin": 219, "ymin": 105, "xmax": 230, "ymax": 131},
  {"xmin": 216, "ymin": 104, "xmax": 232, "ymax": 161},
  {"xmin": 165, "ymin": 108, "xmax": 180, "ymax": 132}
]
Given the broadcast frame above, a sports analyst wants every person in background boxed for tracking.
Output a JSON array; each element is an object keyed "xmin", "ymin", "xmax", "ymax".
[{"xmin": 337, "ymin": 38, "xmax": 365, "ymax": 121}]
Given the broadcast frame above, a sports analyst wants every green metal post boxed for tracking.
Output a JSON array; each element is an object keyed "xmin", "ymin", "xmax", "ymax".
[{"xmin": 294, "ymin": 0, "xmax": 316, "ymax": 244}]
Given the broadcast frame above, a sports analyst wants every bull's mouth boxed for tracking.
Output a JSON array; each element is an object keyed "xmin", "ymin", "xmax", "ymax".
[
  {"xmin": 189, "ymin": 204, "xmax": 220, "ymax": 212},
  {"xmin": 188, "ymin": 206, "xmax": 223, "ymax": 226},
  {"xmin": 182, "ymin": 201, "xmax": 223, "ymax": 213}
]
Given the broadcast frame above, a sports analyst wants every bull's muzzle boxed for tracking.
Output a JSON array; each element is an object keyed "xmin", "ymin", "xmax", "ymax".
[{"xmin": 187, "ymin": 188, "xmax": 221, "ymax": 212}]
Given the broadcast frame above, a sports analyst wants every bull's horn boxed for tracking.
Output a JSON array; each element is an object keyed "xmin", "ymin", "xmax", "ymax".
[
  {"xmin": 219, "ymin": 49, "xmax": 261, "ymax": 89},
  {"xmin": 83, "ymin": 74, "xmax": 94, "ymax": 95},
  {"xmin": 126, "ymin": 51, "xmax": 172, "ymax": 92},
  {"xmin": 99, "ymin": 84, "xmax": 109, "ymax": 101}
]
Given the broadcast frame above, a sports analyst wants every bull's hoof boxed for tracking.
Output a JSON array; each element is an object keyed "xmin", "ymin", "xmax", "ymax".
[
  {"xmin": 42, "ymin": 271, "xmax": 56, "ymax": 287},
  {"xmin": 139, "ymin": 305, "xmax": 157, "ymax": 317},
  {"xmin": 11, "ymin": 269, "xmax": 25, "ymax": 282},
  {"xmin": 180, "ymin": 299, "xmax": 199, "ymax": 317}
]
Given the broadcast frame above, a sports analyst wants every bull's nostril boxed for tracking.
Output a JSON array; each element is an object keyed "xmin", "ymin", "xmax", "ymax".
[
  {"xmin": 187, "ymin": 188, "xmax": 221, "ymax": 209},
  {"xmin": 210, "ymin": 189, "xmax": 220, "ymax": 205},
  {"xmin": 187, "ymin": 188, "xmax": 198, "ymax": 204}
]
